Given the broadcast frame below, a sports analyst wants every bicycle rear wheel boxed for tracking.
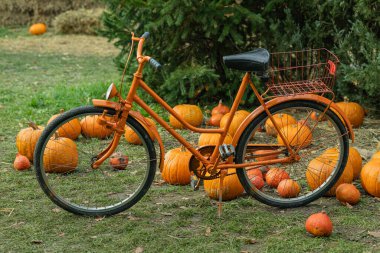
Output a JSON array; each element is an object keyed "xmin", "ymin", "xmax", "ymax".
[
  {"xmin": 235, "ymin": 100, "xmax": 349, "ymax": 208},
  {"xmin": 34, "ymin": 106, "xmax": 157, "ymax": 216}
]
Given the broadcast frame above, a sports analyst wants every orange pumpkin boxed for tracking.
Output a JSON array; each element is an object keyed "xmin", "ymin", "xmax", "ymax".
[
  {"xmin": 198, "ymin": 133, "xmax": 233, "ymax": 146},
  {"xmin": 211, "ymin": 100, "xmax": 230, "ymax": 115},
  {"xmin": 109, "ymin": 152, "xmax": 129, "ymax": 170},
  {"xmin": 43, "ymin": 136, "xmax": 78, "ymax": 173},
  {"xmin": 249, "ymin": 175, "xmax": 265, "ymax": 190},
  {"xmin": 265, "ymin": 168, "xmax": 290, "ymax": 188},
  {"xmin": 47, "ymin": 109, "xmax": 81, "ymax": 140},
  {"xmin": 16, "ymin": 122, "xmax": 44, "ymax": 162},
  {"xmin": 125, "ymin": 117, "xmax": 156, "ymax": 145},
  {"xmin": 335, "ymin": 183, "xmax": 360, "ymax": 205},
  {"xmin": 29, "ymin": 23, "xmax": 47, "ymax": 35},
  {"xmin": 310, "ymin": 112, "xmax": 326, "ymax": 122},
  {"xmin": 305, "ymin": 211, "xmax": 333, "ymax": 237},
  {"xmin": 277, "ymin": 123, "xmax": 312, "ymax": 148},
  {"xmin": 220, "ymin": 110, "xmax": 249, "ymax": 137},
  {"xmin": 246, "ymin": 168, "xmax": 263, "ymax": 179},
  {"xmin": 322, "ymin": 147, "xmax": 362, "ymax": 180},
  {"xmin": 265, "ymin": 113, "xmax": 297, "ymax": 136},
  {"xmin": 208, "ymin": 113, "xmax": 224, "ymax": 127},
  {"xmin": 360, "ymin": 160, "xmax": 380, "ymax": 197},
  {"xmin": 277, "ymin": 179, "xmax": 301, "ymax": 198},
  {"xmin": 306, "ymin": 155, "xmax": 353, "ymax": 196},
  {"xmin": 169, "ymin": 104, "xmax": 203, "ymax": 129},
  {"xmin": 203, "ymin": 169, "xmax": 244, "ymax": 200},
  {"xmin": 162, "ymin": 147, "xmax": 192, "ymax": 185},
  {"xmin": 336, "ymin": 97, "xmax": 365, "ymax": 128},
  {"xmin": 253, "ymin": 150, "xmax": 278, "ymax": 161},
  {"xmin": 371, "ymin": 151, "xmax": 380, "ymax": 161},
  {"xmin": 80, "ymin": 115, "xmax": 113, "ymax": 139},
  {"xmin": 13, "ymin": 154, "xmax": 31, "ymax": 171}
]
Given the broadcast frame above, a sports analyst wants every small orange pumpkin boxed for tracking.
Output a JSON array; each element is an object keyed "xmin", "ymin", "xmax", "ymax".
[
  {"xmin": 203, "ymin": 169, "xmax": 244, "ymax": 201},
  {"xmin": 29, "ymin": 23, "xmax": 47, "ymax": 35},
  {"xmin": 277, "ymin": 179, "xmax": 301, "ymax": 198},
  {"xmin": 265, "ymin": 168, "xmax": 290, "ymax": 188},
  {"xmin": 220, "ymin": 110, "xmax": 249, "ymax": 137},
  {"xmin": 80, "ymin": 115, "xmax": 113, "ymax": 139},
  {"xmin": 161, "ymin": 146, "xmax": 192, "ymax": 185},
  {"xmin": 249, "ymin": 175, "xmax": 265, "ymax": 190},
  {"xmin": 335, "ymin": 183, "xmax": 360, "ymax": 205},
  {"xmin": 277, "ymin": 123, "xmax": 312, "ymax": 148},
  {"xmin": 208, "ymin": 113, "xmax": 224, "ymax": 127},
  {"xmin": 16, "ymin": 122, "xmax": 44, "ymax": 162},
  {"xmin": 109, "ymin": 152, "xmax": 129, "ymax": 170},
  {"xmin": 211, "ymin": 100, "xmax": 230, "ymax": 115},
  {"xmin": 336, "ymin": 97, "xmax": 365, "ymax": 128},
  {"xmin": 198, "ymin": 133, "xmax": 233, "ymax": 146},
  {"xmin": 47, "ymin": 109, "xmax": 81, "ymax": 140},
  {"xmin": 310, "ymin": 112, "xmax": 327, "ymax": 122},
  {"xmin": 305, "ymin": 211, "xmax": 333, "ymax": 237},
  {"xmin": 43, "ymin": 136, "xmax": 78, "ymax": 173},
  {"xmin": 253, "ymin": 150, "xmax": 278, "ymax": 161},
  {"xmin": 169, "ymin": 104, "xmax": 203, "ymax": 129},
  {"xmin": 265, "ymin": 113, "xmax": 297, "ymax": 136},
  {"xmin": 13, "ymin": 153, "xmax": 31, "ymax": 171},
  {"xmin": 360, "ymin": 160, "xmax": 380, "ymax": 197}
]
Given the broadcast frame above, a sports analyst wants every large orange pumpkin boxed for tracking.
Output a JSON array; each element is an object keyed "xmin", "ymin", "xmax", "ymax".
[
  {"xmin": 220, "ymin": 110, "xmax": 249, "ymax": 137},
  {"xmin": 161, "ymin": 147, "xmax": 192, "ymax": 185},
  {"xmin": 16, "ymin": 122, "xmax": 44, "ymax": 162},
  {"xmin": 277, "ymin": 123, "xmax": 312, "ymax": 148},
  {"xmin": 43, "ymin": 136, "xmax": 78, "ymax": 173},
  {"xmin": 371, "ymin": 151, "xmax": 380, "ymax": 161},
  {"xmin": 306, "ymin": 155, "xmax": 353, "ymax": 196},
  {"xmin": 198, "ymin": 133, "xmax": 233, "ymax": 146},
  {"xmin": 360, "ymin": 160, "xmax": 380, "ymax": 197},
  {"xmin": 203, "ymin": 169, "xmax": 244, "ymax": 201},
  {"xmin": 265, "ymin": 113, "xmax": 297, "ymax": 136},
  {"xmin": 305, "ymin": 211, "xmax": 333, "ymax": 237},
  {"xmin": 125, "ymin": 117, "xmax": 156, "ymax": 145},
  {"xmin": 169, "ymin": 104, "xmax": 203, "ymax": 129},
  {"xmin": 80, "ymin": 115, "xmax": 113, "ymax": 139},
  {"xmin": 322, "ymin": 147, "xmax": 362, "ymax": 179},
  {"xmin": 29, "ymin": 23, "xmax": 47, "ymax": 35},
  {"xmin": 47, "ymin": 109, "xmax": 81, "ymax": 140},
  {"xmin": 336, "ymin": 97, "xmax": 365, "ymax": 128}
]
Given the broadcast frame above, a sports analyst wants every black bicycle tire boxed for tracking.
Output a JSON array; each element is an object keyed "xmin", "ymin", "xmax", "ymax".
[
  {"xmin": 34, "ymin": 106, "xmax": 157, "ymax": 216},
  {"xmin": 235, "ymin": 100, "xmax": 349, "ymax": 208}
]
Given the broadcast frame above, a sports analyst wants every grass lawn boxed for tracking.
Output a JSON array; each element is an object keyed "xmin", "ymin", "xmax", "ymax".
[{"xmin": 0, "ymin": 28, "xmax": 379, "ymax": 253}]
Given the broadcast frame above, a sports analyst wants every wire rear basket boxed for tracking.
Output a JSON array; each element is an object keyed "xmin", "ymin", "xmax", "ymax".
[{"xmin": 265, "ymin": 48, "xmax": 339, "ymax": 97}]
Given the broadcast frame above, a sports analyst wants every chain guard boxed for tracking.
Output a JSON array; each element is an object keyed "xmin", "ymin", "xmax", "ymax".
[{"xmin": 189, "ymin": 145, "xmax": 221, "ymax": 180}]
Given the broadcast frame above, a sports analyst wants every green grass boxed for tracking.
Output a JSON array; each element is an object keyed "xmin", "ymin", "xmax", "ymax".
[{"xmin": 0, "ymin": 31, "xmax": 379, "ymax": 252}]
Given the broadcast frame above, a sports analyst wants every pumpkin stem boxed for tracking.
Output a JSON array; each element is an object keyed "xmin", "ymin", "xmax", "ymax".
[
  {"xmin": 59, "ymin": 109, "xmax": 65, "ymax": 114},
  {"xmin": 180, "ymin": 145, "xmax": 187, "ymax": 152},
  {"xmin": 219, "ymin": 99, "xmax": 223, "ymax": 105},
  {"xmin": 54, "ymin": 132, "xmax": 60, "ymax": 139},
  {"xmin": 343, "ymin": 96, "xmax": 349, "ymax": 103},
  {"xmin": 28, "ymin": 121, "xmax": 39, "ymax": 130}
]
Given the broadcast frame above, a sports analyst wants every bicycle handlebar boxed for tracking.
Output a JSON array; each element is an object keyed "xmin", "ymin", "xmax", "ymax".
[{"xmin": 133, "ymin": 31, "xmax": 161, "ymax": 70}]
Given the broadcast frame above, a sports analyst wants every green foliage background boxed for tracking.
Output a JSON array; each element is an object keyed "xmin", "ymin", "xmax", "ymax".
[{"xmin": 101, "ymin": 0, "xmax": 379, "ymax": 107}]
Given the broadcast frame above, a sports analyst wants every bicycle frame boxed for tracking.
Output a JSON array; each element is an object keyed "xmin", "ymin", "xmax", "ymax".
[{"xmin": 91, "ymin": 33, "xmax": 355, "ymax": 173}]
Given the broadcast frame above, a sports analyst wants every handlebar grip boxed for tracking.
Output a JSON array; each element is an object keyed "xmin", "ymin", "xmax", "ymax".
[
  {"xmin": 149, "ymin": 58, "xmax": 162, "ymax": 70},
  {"xmin": 141, "ymin": 32, "xmax": 150, "ymax": 40}
]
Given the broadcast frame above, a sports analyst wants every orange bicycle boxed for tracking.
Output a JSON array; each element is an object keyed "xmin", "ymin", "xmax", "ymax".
[{"xmin": 34, "ymin": 32, "xmax": 354, "ymax": 216}]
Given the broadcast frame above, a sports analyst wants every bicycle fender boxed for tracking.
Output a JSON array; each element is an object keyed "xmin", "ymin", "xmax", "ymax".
[
  {"xmin": 232, "ymin": 94, "xmax": 354, "ymax": 147},
  {"xmin": 92, "ymin": 99, "xmax": 165, "ymax": 172}
]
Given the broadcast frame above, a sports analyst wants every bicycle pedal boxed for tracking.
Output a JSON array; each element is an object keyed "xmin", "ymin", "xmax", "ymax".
[
  {"xmin": 218, "ymin": 144, "xmax": 235, "ymax": 160},
  {"xmin": 190, "ymin": 175, "xmax": 203, "ymax": 191}
]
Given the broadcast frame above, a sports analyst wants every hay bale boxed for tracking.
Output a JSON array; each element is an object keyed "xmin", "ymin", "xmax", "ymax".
[{"xmin": 52, "ymin": 9, "xmax": 103, "ymax": 35}]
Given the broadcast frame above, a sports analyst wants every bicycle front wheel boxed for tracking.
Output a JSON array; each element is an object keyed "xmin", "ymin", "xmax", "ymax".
[
  {"xmin": 235, "ymin": 100, "xmax": 349, "ymax": 208},
  {"xmin": 34, "ymin": 106, "xmax": 157, "ymax": 216}
]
